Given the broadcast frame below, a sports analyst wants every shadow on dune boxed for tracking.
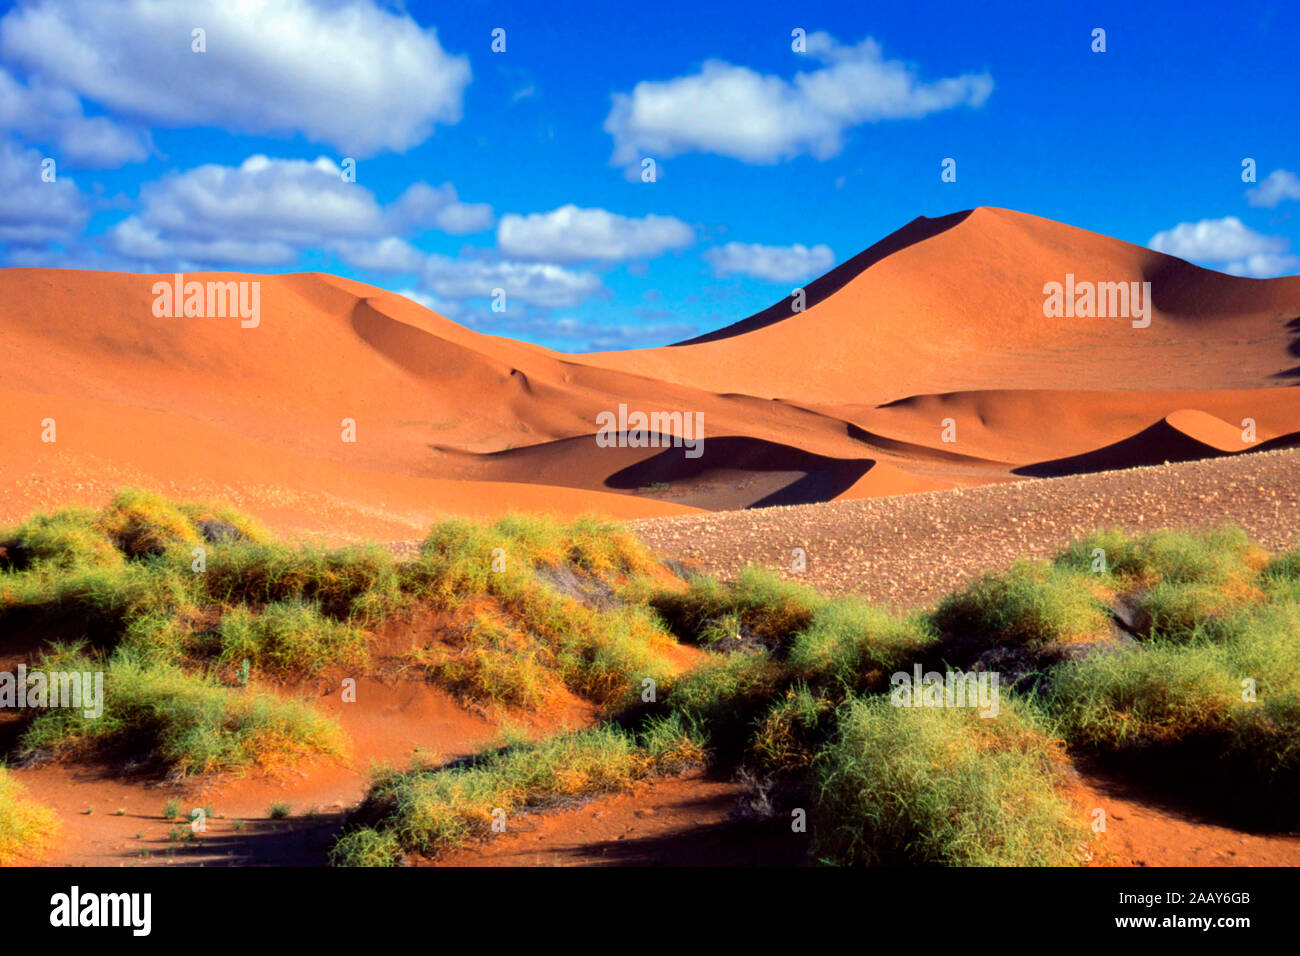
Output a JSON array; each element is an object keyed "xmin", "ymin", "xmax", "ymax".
[
  {"xmin": 1013, "ymin": 419, "xmax": 1300, "ymax": 478},
  {"xmin": 604, "ymin": 435, "xmax": 874, "ymax": 509},
  {"xmin": 1274, "ymin": 317, "xmax": 1300, "ymax": 381},
  {"xmin": 672, "ymin": 210, "xmax": 974, "ymax": 345},
  {"xmin": 845, "ymin": 421, "xmax": 1004, "ymax": 465}
]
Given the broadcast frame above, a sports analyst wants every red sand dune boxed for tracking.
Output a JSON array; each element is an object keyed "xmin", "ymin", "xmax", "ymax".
[{"xmin": 1, "ymin": 206, "xmax": 1298, "ymax": 538}]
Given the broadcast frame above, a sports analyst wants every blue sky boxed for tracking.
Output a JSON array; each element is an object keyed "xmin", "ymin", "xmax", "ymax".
[{"xmin": 1, "ymin": 0, "xmax": 1298, "ymax": 350}]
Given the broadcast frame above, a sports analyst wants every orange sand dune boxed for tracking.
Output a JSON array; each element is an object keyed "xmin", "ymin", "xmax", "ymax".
[
  {"xmin": 1015, "ymin": 410, "xmax": 1300, "ymax": 478},
  {"xmin": 824, "ymin": 386, "xmax": 1300, "ymax": 465},
  {"xmin": 1, "ymin": 206, "xmax": 1297, "ymax": 535},
  {"xmin": 587, "ymin": 207, "xmax": 1300, "ymax": 404},
  {"xmin": 1164, "ymin": 408, "xmax": 1262, "ymax": 452}
]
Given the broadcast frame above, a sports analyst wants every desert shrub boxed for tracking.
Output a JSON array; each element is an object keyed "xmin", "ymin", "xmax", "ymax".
[
  {"xmin": 0, "ymin": 509, "xmax": 123, "ymax": 571},
  {"xmin": 412, "ymin": 613, "xmax": 555, "ymax": 711},
  {"xmin": 176, "ymin": 502, "xmax": 273, "ymax": 545},
  {"xmin": 37, "ymin": 563, "xmax": 199, "ymax": 644},
  {"xmin": 334, "ymin": 724, "xmax": 701, "ymax": 864},
  {"xmin": 416, "ymin": 513, "xmax": 657, "ymax": 599},
  {"xmin": 330, "ymin": 827, "xmax": 403, "ymax": 867},
  {"xmin": 20, "ymin": 652, "xmax": 344, "ymax": 776},
  {"xmin": 788, "ymin": 599, "xmax": 934, "ymax": 690},
  {"xmin": 1263, "ymin": 545, "xmax": 1300, "ymax": 584},
  {"xmin": 1056, "ymin": 526, "xmax": 1264, "ymax": 588},
  {"xmin": 1042, "ymin": 619, "xmax": 1300, "ymax": 828},
  {"xmin": 409, "ymin": 515, "xmax": 682, "ymax": 710},
  {"xmin": 215, "ymin": 599, "xmax": 368, "ymax": 676},
  {"xmin": 1045, "ymin": 643, "xmax": 1237, "ymax": 749},
  {"xmin": 932, "ymin": 561, "xmax": 1109, "ymax": 646},
  {"xmin": 811, "ymin": 695, "xmax": 1086, "ymax": 866},
  {"xmin": 649, "ymin": 650, "xmax": 784, "ymax": 760},
  {"xmin": 651, "ymin": 566, "xmax": 824, "ymax": 652},
  {"xmin": 748, "ymin": 683, "xmax": 835, "ymax": 774},
  {"xmin": 97, "ymin": 489, "xmax": 201, "ymax": 558},
  {"xmin": 203, "ymin": 543, "xmax": 402, "ymax": 619},
  {"xmin": 1133, "ymin": 579, "xmax": 1259, "ymax": 641}
]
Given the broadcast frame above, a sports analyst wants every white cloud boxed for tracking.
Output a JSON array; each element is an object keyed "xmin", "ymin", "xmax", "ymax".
[
  {"xmin": 553, "ymin": 317, "xmax": 697, "ymax": 350},
  {"xmin": 3, "ymin": 241, "xmax": 137, "ymax": 270},
  {"xmin": 331, "ymin": 236, "xmax": 425, "ymax": 272},
  {"xmin": 117, "ymin": 156, "xmax": 381, "ymax": 246},
  {"xmin": 1246, "ymin": 169, "xmax": 1300, "ymax": 208},
  {"xmin": 1148, "ymin": 216, "xmax": 1287, "ymax": 261},
  {"xmin": 497, "ymin": 204, "xmax": 694, "ymax": 262},
  {"xmin": 396, "ymin": 288, "xmax": 446, "ymax": 313},
  {"xmin": 421, "ymin": 254, "xmax": 604, "ymax": 308},
  {"xmin": 109, "ymin": 215, "xmax": 296, "ymax": 265},
  {"xmin": 0, "ymin": 0, "xmax": 471, "ymax": 156},
  {"xmin": 0, "ymin": 67, "xmax": 148, "ymax": 166},
  {"xmin": 1148, "ymin": 216, "xmax": 1298, "ymax": 278},
  {"xmin": 1222, "ymin": 252, "xmax": 1300, "ymax": 278},
  {"xmin": 605, "ymin": 34, "xmax": 992, "ymax": 167},
  {"xmin": 388, "ymin": 182, "xmax": 494, "ymax": 235},
  {"xmin": 398, "ymin": 287, "xmax": 694, "ymax": 350},
  {"xmin": 704, "ymin": 241, "xmax": 835, "ymax": 282},
  {"xmin": 0, "ymin": 138, "xmax": 90, "ymax": 244},
  {"xmin": 106, "ymin": 155, "xmax": 490, "ymax": 267},
  {"xmin": 503, "ymin": 314, "xmax": 696, "ymax": 350}
]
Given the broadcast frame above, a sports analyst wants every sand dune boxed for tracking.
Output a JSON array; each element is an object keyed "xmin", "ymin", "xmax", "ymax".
[
  {"xmin": 2, "ymin": 206, "xmax": 1297, "ymax": 537},
  {"xmin": 1015, "ymin": 410, "xmax": 1300, "ymax": 478},
  {"xmin": 588, "ymin": 207, "xmax": 1300, "ymax": 402}
]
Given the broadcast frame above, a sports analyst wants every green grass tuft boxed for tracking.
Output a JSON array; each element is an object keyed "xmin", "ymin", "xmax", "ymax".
[
  {"xmin": 811, "ymin": 695, "xmax": 1087, "ymax": 866},
  {"xmin": 932, "ymin": 561, "xmax": 1110, "ymax": 646}
]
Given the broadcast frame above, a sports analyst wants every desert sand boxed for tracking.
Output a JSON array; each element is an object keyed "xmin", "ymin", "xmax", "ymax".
[{"xmin": 2, "ymin": 206, "xmax": 1296, "ymax": 539}]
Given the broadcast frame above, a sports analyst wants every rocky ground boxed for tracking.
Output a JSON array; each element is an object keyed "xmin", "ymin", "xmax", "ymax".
[{"xmin": 629, "ymin": 449, "xmax": 1300, "ymax": 610}]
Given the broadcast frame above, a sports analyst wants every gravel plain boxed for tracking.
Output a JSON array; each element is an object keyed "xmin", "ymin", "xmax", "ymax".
[{"xmin": 629, "ymin": 448, "xmax": 1300, "ymax": 610}]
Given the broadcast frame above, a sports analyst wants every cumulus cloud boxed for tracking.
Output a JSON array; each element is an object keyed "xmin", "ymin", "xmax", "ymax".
[
  {"xmin": 388, "ymin": 182, "xmax": 495, "ymax": 235},
  {"xmin": 605, "ymin": 33, "xmax": 992, "ymax": 167},
  {"xmin": 1221, "ymin": 252, "xmax": 1300, "ymax": 278},
  {"xmin": 421, "ymin": 254, "xmax": 604, "ymax": 309},
  {"xmin": 704, "ymin": 241, "xmax": 835, "ymax": 282},
  {"xmin": 110, "ymin": 215, "xmax": 296, "ymax": 265},
  {"xmin": 106, "ymin": 155, "xmax": 490, "ymax": 267},
  {"xmin": 1148, "ymin": 216, "xmax": 1284, "ymax": 260},
  {"xmin": 398, "ymin": 287, "xmax": 693, "ymax": 350},
  {"xmin": 0, "ymin": 138, "xmax": 90, "ymax": 244},
  {"xmin": 118, "ymin": 156, "xmax": 381, "ymax": 246},
  {"xmin": 396, "ymin": 288, "xmax": 449, "ymax": 314},
  {"xmin": 1246, "ymin": 169, "xmax": 1300, "ymax": 208},
  {"xmin": 331, "ymin": 236, "xmax": 425, "ymax": 273},
  {"xmin": 497, "ymin": 204, "xmax": 694, "ymax": 262},
  {"xmin": 550, "ymin": 317, "xmax": 697, "ymax": 350},
  {"xmin": 1148, "ymin": 216, "xmax": 1299, "ymax": 278},
  {"xmin": 0, "ymin": 67, "xmax": 148, "ymax": 166},
  {"xmin": 0, "ymin": 0, "xmax": 470, "ymax": 156}
]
